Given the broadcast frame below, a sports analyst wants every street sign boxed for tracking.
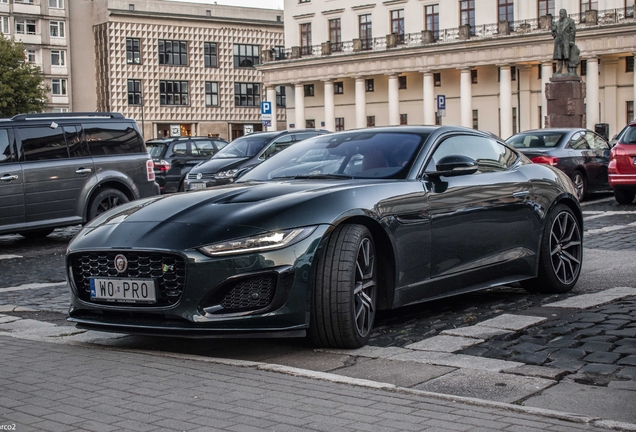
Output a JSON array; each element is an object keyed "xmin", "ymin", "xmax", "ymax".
[
  {"xmin": 437, "ymin": 95, "xmax": 446, "ymax": 111},
  {"xmin": 262, "ymin": 120, "xmax": 271, "ymax": 128},
  {"xmin": 261, "ymin": 102, "xmax": 273, "ymax": 121},
  {"xmin": 243, "ymin": 124, "xmax": 254, "ymax": 135}
]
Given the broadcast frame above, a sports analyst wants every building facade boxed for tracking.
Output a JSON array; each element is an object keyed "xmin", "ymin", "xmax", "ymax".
[
  {"xmin": 1, "ymin": 0, "xmax": 71, "ymax": 113},
  {"xmin": 259, "ymin": 0, "xmax": 636, "ymax": 139},
  {"xmin": 69, "ymin": 0, "xmax": 285, "ymax": 140}
]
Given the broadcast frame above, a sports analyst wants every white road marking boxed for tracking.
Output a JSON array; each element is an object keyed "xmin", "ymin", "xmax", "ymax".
[
  {"xmin": 0, "ymin": 255, "xmax": 23, "ymax": 260},
  {"xmin": 586, "ymin": 220, "xmax": 636, "ymax": 235},
  {"xmin": 545, "ymin": 287, "xmax": 636, "ymax": 309},
  {"xmin": 583, "ymin": 210, "xmax": 636, "ymax": 221},
  {"xmin": 0, "ymin": 282, "xmax": 67, "ymax": 293}
]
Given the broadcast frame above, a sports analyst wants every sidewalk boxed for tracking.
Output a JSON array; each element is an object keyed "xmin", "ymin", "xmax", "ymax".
[{"xmin": 0, "ymin": 335, "xmax": 627, "ymax": 432}]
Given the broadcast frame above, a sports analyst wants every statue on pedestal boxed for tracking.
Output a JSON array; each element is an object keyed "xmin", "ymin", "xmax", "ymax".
[{"xmin": 552, "ymin": 9, "xmax": 576, "ymax": 75}]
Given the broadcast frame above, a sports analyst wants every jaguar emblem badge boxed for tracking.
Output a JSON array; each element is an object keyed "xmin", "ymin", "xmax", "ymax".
[{"xmin": 114, "ymin": 254, "xmax": 128, "ymax": 273}]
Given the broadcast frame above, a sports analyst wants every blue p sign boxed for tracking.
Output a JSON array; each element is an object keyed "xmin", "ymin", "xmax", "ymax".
[
  {"xmin": 437, "ymin": 95, "xmax": 446, "ymax": 110},
  {"xmin": 261, "ymin": 102, "xmax": 272, "ymax": 115}
]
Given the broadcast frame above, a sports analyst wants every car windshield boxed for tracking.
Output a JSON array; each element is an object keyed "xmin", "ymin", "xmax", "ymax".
[
  {"xmin": 214, "ymin": 134, "xmax": 275, "ymax": 158},
  {"xmin": 146, "ymin": 142, "xmax": 167, "ymax": 158},
  {"xmin": 506, "ymin": 133, "xmax": 564, "ymax": 149},
  {"xmin": 622, "ymin": 126, "xmax": 636, "ymax": 144},
  {"xmin": 238, "ymin": 131, "xmax": 426, "ymax": 181}
]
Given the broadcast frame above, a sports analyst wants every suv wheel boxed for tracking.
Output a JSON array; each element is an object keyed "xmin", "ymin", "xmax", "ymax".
[{"xmin": 88, "ymin": 188, "xmax": 129, "ymax": 220}]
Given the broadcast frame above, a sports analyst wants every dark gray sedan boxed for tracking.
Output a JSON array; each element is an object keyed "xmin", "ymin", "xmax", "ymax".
[{"xmin": 506, "ymin": 128, "xmax": 611, "ymax": 201}]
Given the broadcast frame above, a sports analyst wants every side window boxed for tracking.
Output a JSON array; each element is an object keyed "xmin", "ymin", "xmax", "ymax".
[
  {"xmin": 261, "ymin": 135, "xmax": 294, "ymax": 159},
  {"xmin": 426, "ymin": 135, "xmax": 518, "ymax": 174},
  {"xmin": 65, "ymin": 126, "xmax": 90, "ymax": 158},
  {"xmin": 294, "ymin": 132, "xmax": 319, "ymax": 141},
  {"xmin": 83, "ymin": 122, "xmax": 143, "ymax": 156},
  {"xmin": 192, "ymin": 140, "xmax": 216, "ymax": 157},
  {"xmin": 214, "ymin": 140, "xmax": 228, "ymax": 150},
  {"xmin": 590, "ymin": 133, "xmax": 609, "ymax": 150},
  {"xmin": 569, "ymin": 132, "xmax": 589, "ymax": 150},
  {"xmin": 0, "ymin": 129, "xmax": 12, "ymax": 163},
  {"xmin": 19, "ymin": 126, "xmax": 69, "ymax": 161},
  {"xmin": 172, "ymin": 142, "xmax": 187, "ymax": 156}
]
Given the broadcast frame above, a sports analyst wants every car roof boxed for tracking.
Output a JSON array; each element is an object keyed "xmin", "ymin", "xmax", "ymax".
[{"xmin": 512, "ymin": 128, "xmax": 585, "ymax": 134}]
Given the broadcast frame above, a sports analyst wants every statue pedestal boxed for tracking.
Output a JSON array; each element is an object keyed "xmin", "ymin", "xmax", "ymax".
[{"xmin": 545, "ymin": 74, "xmax": 586, "ymax": 128}]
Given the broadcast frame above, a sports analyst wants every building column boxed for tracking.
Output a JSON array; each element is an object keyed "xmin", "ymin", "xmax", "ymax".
[
  {"xmin": 323, "ymin": 80, "xmax": 335, "ymax": 132},
  {"xmin": 603, "ymin": 59, "xmax": 618, "ymax": 136},
  {"xmin": 499, "ymin": 65, "xmax": 513, "ymax": 139},
  {"xmin": 541, "ymin": 62, "xmax": 553, "ymax": 127},
  {"xmin": 422, "ymin": 71, "xmax": 436, "ymax": 125},
  {"xmin": 633, "ymin": 53, "xmax": 636, "ymax": 113},
  {"xmin": 460, "ymin": 68, "xmax": 472, "ymax": 128},
  {"xmin": 266, "ymin": 86, "xmax": 278, "ymax": 131},
  {"xmin": 355, "ymin": 77, "xmax": 366, "ymax": 129},
  {"xmin": 387, "ymin": 74, "xmax": 400, "ymax": 126},
  {"xmin": 519, "ymin": 65, "xmax": 532, "ymax": 131},
  {"xmin": 294, "ymin": 83, "xmax": 305, "ymax": 129},
  {"xmin": 586, "ymin": 57, "xmax": 600, "ymax": 129}
]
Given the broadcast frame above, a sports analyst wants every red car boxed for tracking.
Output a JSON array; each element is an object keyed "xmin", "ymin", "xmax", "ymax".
[{"xmin": 608, "ymin": 120, "xmax": 636, "ymax": 204}]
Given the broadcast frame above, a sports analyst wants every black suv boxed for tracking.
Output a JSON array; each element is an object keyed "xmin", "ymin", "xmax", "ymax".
[
  {"xmin": 146, "ymin": 136, "xmax": 228, "ymax": 193},
  {"xmin": 184, "ymin": 129, "xmax": 329, "ymax": 191},
  {"xmin": 0, "ymin": 112, "xmax": 159, "ymax": 238}
]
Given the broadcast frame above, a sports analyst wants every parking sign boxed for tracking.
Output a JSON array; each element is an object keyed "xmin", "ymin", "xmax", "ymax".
[
  {"xmin": 261, "ymin": 102, "xmax": 272, "ymax": 122},
  {"xmin": 437, "ymin": 95, "xmax": 446, "ymax": 110}
]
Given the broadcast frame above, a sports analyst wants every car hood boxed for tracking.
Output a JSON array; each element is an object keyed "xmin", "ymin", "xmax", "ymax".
[
  {"xmin": 69, "ymin": 180, "xmax": 421, "ymax": 251},
  {"xmin": 189, "ymin": 157, "xmax": 250, "ymax": 174}
]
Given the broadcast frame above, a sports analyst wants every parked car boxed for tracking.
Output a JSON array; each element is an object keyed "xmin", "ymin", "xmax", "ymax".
[
  {"xmin": 0, "ymin": 112, "xmax": 159, "ymax": 238},
  {"xmin": 608, "ymin": 120, "xmax": 636, "ymax": 204},
  {"xmin": 184, "ymin": 129, "xmax": 329, "ymax": 191},
  {"xmin": 146, "ymin": 136, "xmax": 228, "ymax": 193},
  {"xmin": 506, "ymin": 128, "xmax": 611, "ymax": 201},
  {"xmin": 66, "ymin": 126, "xmax": 582, "ymax": 348}
]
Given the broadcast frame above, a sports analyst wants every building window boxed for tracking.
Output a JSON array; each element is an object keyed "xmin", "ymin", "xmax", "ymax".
[
  {"xmin": 581, "ymin": 59, "xmax": 586, "ymax": 76},
  {"xmin": 511, "ymin": 65, "xmax": 517, "ymax": 81},
  {"xmin": 158, "ymin": 40, "xmax": 187, "ymax": 66},
  {"xmin": 234, "ymin": 82, "xmax": 260, "ymax": 107},
  {"xmin": 49, "ymin": 20, "xmax": 65, "ymax": 38},
  {"xmin": 391, "ymin": 9, "xmax": 405, "ymax": 44},
  {"xmin": 276, "ymin": 85, "xmax": 286, "ymax": 108},
  {"xmin": 335, "ymin": 117, "xmax": 345, "ymax": 131},
  {"xmin": 365, "ymin": 79, "xmax": 374, "ymax": 92},
  {"xmin": 398, "ymin": 76, "xmax": 407, "ymax": 89},
  {"xmin": 512, "ymin": 107, "xmax": 518, "ymax": 134},
  {"xmin": 25, "ymin": 49, "xmax": 36, "ymax": 63},
  {"xmin": 460, "ymin": 1, "xmax": 475, "ymax": 35},
  {"xmin": 205, "ymin": 81, "xmax": 219, "ymax": 106},
  {"xmin": 50, "ymin": 49, "xmax": 65, "ymax": 66},
  {"xmin": 329, "ymin": 19, "xmax": 342, "ymax": 52},
  {"xmin": 129, "ymin": 4, "xmax": 134, "ymax": 11},
  {"xmin": 126, "ymin": 38, "xmax": 141, "ymax": 64},
  {"xmin": 627, "ymin": 101, "xmax": 634, "ymax": 123},
  {"xmin": 359, "ymin": 14, "xmax": 372, "ymax": 51},
  {"xmin": 49, "ymin": 0, "xmax": 64, "ymax": 7},
  {"xmin": 400, "ymin": 114, "xmax": 408, "ymax": 125},
  {"xmin": 52, "ymin": 107, "xmax": 68, "ymax": 113},
  {"xmin": 51, "ymin": 78, "xmax": 67, "ymax": 96},
  {"xmin": 538, "ymin": 0, "xmax": 555, "ymax": 17},
  {"xmin": 16, "ymin": 19, "xmax": 36, "ymax": 35},
  {"xmin": 272, "ymin": 46, "xmax": 286, "ymax": 61},
  {"xmin": 159, "ymin": 80, "xmax": 189, "ymax": 105},
  {"xmin": 498, "ymin": 0, "xmax": 514, "ymax": 23},
  {"xmin": 367, "ymin": 116, "xmax": 375, "ymax": 127},
  {"xmin": 425, "ymin": 5, "xmax": 439, "ymax": 40},
  {"xmin": 471, "ymin": 69, "xmax": 478, "ymax": 84},
  {"xmin": 306, "ymin": 119, "xmax": 315, "ymax": 128},
  {"xmin": 204, "ymin": 42, "xmax": 218, "ymax": 68},
  {"xmin": 580, "ymin": 0, "xmax": 598, "ymax": 21},
  {"xmin": 334, "ymin": 82, "xmax": 343, "ymax": 94},
  {"xmin": 127, "ymin": 79, "xmax": 142, "ymax": 105},
  {"xmin": 472, "ymin": 109, "xmax": 478, "ymax": 129},
  {"xmin": 304, "ymin": 84, "xmax": 314, "ymax": 97},
  {"xmin": 299, "ymin": 0, "xmax": 310, "ymax": 3},
  {"xmin": 234, "ymin": 44, "xmax": 259, "ymax": 68},
  {"xmin": 626, "ymin": 55, "xmax": 634, "ymax": 73},
  {"xmin": 300, "ymin": 23, "xmax": 312, "ymax": 56},
  {"xmin": 1, "ymin": 16, "xmax": 8, "ymax": 35},
  {"xmin": 627, "ymin": 0, "xmax": 635, "ymax": 17},
  {"xmin": 434, "ymin": 72, "xmax": 441, "ymax": 86}
]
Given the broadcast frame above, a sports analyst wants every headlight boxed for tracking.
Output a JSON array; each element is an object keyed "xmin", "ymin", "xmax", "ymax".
[
  {"xmin": 198, "ymin": 227, "xmax": 317, "ymax": 257},
  {"xmin": 214, "ymin": 169, "xmax": 240, "ymax": 179}
]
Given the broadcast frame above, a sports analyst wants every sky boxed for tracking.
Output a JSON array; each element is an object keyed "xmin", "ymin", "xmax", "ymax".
[{"xmin": 171, "ymin": 0, "xmax": 284, "ymax": 10}]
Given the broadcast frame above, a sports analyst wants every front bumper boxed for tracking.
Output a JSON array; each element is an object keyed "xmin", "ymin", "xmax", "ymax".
[
  {"xmin": 183, "ymin": 177, "xmax": 232, "ymax": 191},
  {"xmin": 67, "ymin": 225, "xmax": 330, "ymax": 336}
]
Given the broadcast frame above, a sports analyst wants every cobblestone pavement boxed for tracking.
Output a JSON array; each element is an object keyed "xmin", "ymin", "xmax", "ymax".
[{"xmin": 0, "ymin": 335, "xmax": 619, "ymax": 432}]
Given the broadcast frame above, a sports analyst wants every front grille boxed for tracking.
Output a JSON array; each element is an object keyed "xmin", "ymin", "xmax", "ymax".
[
  {"xmin": 187, "ymin": 172, "xmax": 215, "ymax": 180},
  {"xmin": 70, "ymin": 251, "xmax": 186, "ymax": 307},
  {"xmin": 220, "ymin": 275, "xmax": 276, "ymax": 312}
]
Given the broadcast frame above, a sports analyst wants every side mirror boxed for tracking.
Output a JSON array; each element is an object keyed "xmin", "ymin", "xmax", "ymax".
[{"xmin": 427, "ymin": 155, "xmax": 478, "ymax": 178}]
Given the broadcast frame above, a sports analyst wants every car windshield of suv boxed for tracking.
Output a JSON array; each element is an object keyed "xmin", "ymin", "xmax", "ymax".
[
  {"xmin": 622, "ymin": 126, "xmax": 636, "ymax": 144},
  {"xmin": 146, "ymin": 142, "xmax": 167, "ymax": 158},
  {"xmin": 238, "ymin": 131, "xmax": 426, "ymax": 181},
  {"xmin": 214, "ymin": 134, "xmax": 275, "ymax": 158},
  {"xmin": 506, "ymin": 133, "xmax": 563, "ymax": 149}
]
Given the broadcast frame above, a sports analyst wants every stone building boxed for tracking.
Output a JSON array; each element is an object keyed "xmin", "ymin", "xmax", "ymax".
[
  {"xmin": 258, "ymin": 0, "xmax": 636, "ymax": 138},
  {"xmin": 69, "ymin": 0, "xmax": 285, "ymax": 140}
]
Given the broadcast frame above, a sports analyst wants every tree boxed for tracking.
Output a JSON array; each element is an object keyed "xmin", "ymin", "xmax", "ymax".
[{"xmin": 0, "ymin": 37, "xmax": 48, "ymax": 117}]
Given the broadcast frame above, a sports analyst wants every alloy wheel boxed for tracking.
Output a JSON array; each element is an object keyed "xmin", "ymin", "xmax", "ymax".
[
  {"xmin": 571, "ymin": 172, "xmax": 585, "ymax": 201},
  {"xmin": 549, "ymin": 211, "xmax": 582, "ymax": 285},
  {"xmin": 96, "ymin": 196, "xmax": 124, "ymax": 216},
  {"xmin": 353, "ymin": 237, "xmax": 376, "ymax": 338}
]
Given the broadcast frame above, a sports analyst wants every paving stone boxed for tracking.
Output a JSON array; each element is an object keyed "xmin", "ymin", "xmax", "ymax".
[
  {"xmin": 548, "ymin": 348, "xmax": 587, "ymax": 361},
  {"xmin": 482, "ymin": 348, "xmax": 511, "ymax": 359},
  {"xmin": 578, "ymin": 363, "xmax": 620, "ymax": 376},
  {"xmin": 512, "ymin": 342, "xmax": 545, "ymax": 353},
  {"xmin": 616, "ymin": 338, "xmax": 636, "ymax": 347},
  {"xmin": 405, "ymin": 335, "xmax": 485, "ymax": 352},
  {"xmin": 503, "ymin": 364, "xmax": 568, "ymax": 380},
  {"xmin": 617, "ymin": 367, "xmax": 636, "ymax": 380},
  {"xmin": 544, "ymin": 287, "xmax": 636, "ymax": 309},
  {"xmin": 573, "ymin": 328, "xmax": 604, "ymax": 338},
  {"xmin": 545, "ymin": 359, "xmax": 585, "ymax": 373},
  {"xmin": 618, "ymin": 355, "xmax": 636, "ymax": 366},
  {"xmin": 607, "ymin": 329, "xmax": 636, "ymax": 338},
  {"xmin": 509, "ymin": 352, "xmax": 549, "ymax": 366},
  {"xmin": 579, "ymin": 341, "xmax": 614, "ymax": 353},
  {"xmin": 604, "ymin": 319, "xmax": 631, "ymax": 327},
  {"xmin": 440, "ymin": 326, "xmax": 511, "ymax": 340},
  {"xmin": 459, "ymin": 346, "xmax": 489, "ymax": 356},
  {"xmin": 580, "ymin": 335, "xmax": 618, "ymax": 343},
  {"xmin": 576, "ymin": 313, "xmax": 608, "ymax": 323},
  {"xmin": 613, "ymin": 345, "xmax": 636, "ymax": 355},
  {"xmin": 609, "ymin": 380, "xmax": 636, "ymax": 391},
  {"xmin": 583, "ymin": 352, "xmax": 621, "ymax": 364},
  {"xmin": 546, "ymin": 337, "xmax": 579, "ymax": 348},
  {"xmin": 474, "ymin": 314, "xmax": 547, "ymax": 331}
]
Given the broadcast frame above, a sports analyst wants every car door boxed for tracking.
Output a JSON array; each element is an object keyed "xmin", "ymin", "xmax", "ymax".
[
  {"xmin": 165, "ymin": 141, "xmax": 189, "ymax": 190},
  {"xmin": 567, "ymin": 131, "xmax": 594, "ymax": 177},
  {"xmin": 423, "ymin": 133, "xmax": 537, "ymax": 296},
  {"xmin": 0, "ymin": 127, "xmax": 25, "ymax": 231},
  {"xmin": 588, "ymin": 131, "xmax": 611, "ymax": 190}
]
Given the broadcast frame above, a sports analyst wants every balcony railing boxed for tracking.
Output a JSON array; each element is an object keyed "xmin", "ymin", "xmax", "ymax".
[{"xmin": 264, "ymin": 7, "xmax": 635, "ymax": 63}]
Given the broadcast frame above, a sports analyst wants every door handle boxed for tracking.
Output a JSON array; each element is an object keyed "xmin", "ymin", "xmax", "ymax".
[
  {"xmin": 1, "ymin": 174, "xmax": 19, "ymax": 182},
  {"xmin": 75, "ymin": 168, "xmax": 92, "ymax": 174},
  {"xmin": 513, "ymin": 191, "xmax": 530, "ymax": 198}
]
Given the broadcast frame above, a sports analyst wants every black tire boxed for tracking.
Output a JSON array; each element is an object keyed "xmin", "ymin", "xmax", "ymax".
[
  {"xmin": 522, "ymin": 204, "xmax": 582, "ymax": 294},
  {"xmin": 309, "ymin": 224, "xmax": 378, "ymax": 348},
  {"xmin": 614, "ymin": 189, "xmax": 635, "ymax": 205},
  {"xmin": 178, "ymin": 179, "xmax": 186, "ymax": 192},
  {"xmin": 570, "ymin": 170, "xmax": 587, "ymax": 202},
  {"xmin": 18, "ymin": 228, "xmax": 54, "ymax": 239},
  {"xmin": 88, "ymin": 188, "xmax": 129, "ymax": 221}
]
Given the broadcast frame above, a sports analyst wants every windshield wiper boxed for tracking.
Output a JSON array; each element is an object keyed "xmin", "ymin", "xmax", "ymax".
[{"xmin": 271, "ymin": 174, "xmax": 354, "ymax": 180}]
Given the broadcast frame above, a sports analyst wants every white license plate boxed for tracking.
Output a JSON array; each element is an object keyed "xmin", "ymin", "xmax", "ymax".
[
  {"xmin": 189, "ymin": 183, "xmax": 207, "ymax": 191},
  {"xmin": 90, "ymin": 278, "xmax": 157, "ymax": 304}
]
